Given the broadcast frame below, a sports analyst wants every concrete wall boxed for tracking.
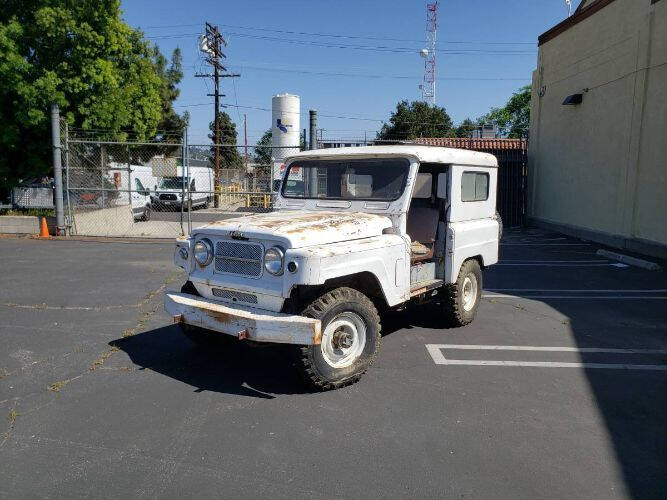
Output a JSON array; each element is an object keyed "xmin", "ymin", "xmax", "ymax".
[{"xmin": 529, "ymin": 0, "xmax": 667, "ymax": 256}]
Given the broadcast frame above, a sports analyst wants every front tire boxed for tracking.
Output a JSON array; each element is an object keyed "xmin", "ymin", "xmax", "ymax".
[
  {"xmin": 441, "ymin": 259, "xmax": 483, "ymax": 327},
  {"xmin": 141, "ymin": 205, "xmax": 151, "ymax": 221},
  {"xmin": 295, "ymin": 287, "xmax": 381, "ymax": 391}
]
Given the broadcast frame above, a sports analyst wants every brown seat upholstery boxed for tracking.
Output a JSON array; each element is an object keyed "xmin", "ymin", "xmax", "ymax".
[{"xmin": 407, "ymin": 207, "xmax": 439, "ymax": 262}]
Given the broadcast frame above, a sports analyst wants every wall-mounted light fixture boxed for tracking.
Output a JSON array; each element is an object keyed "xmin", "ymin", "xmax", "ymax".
[{"xmin": 562, "ymin": 93, "xmax": 583, "ymax": 105}]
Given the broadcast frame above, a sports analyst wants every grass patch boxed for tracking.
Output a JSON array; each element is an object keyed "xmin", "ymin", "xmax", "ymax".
[
  {"xmin": 47, "ymin": 380, "xmax": 70, "ymax": 392},
  {"xmin": 0, "ymin": 208, "xmax": 55, "ymax": 217}
]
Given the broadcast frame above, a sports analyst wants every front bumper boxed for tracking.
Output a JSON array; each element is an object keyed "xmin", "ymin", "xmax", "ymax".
[{"xmin": 164, "ymin": 292, "xmax": 321, "ymax": 345}]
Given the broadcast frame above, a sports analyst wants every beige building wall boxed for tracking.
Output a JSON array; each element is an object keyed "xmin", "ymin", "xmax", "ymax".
[{"xmin": 528, "ymin": 0, "xmax": 667, "ymax": 256}]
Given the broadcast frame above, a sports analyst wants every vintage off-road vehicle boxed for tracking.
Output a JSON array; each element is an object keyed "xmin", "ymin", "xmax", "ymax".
[{"xmin": 165, "ymin": 145, "xmax": 500, "ymax": 390}]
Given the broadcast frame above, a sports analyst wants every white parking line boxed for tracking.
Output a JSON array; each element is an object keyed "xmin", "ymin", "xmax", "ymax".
[
  {"xmin": 500, "ymin": 243, "xmax": 591, "ymax": 246},
  {"xmin": 483, "ymin": 295, "xmax": 667, "ymax": 300},
  {"xmin": 425, "ymin": 344, "xmax": 667, "ymax": 370},
  {"xmin": 495, "ymin": 259, "xmax": 611, "ymax": 266},
  {"xmin": 495, "ymin": 263, "xmax": 614, "ymax": 267},
  {"xmin": 486, "ymin": 289, "xmax": 667, "ymax": 293}
]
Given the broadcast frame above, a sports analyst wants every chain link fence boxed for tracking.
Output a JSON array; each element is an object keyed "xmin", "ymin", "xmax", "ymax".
[{"xmin": 63, "ymin": 129, "xmax": 296, "ymax": 238}]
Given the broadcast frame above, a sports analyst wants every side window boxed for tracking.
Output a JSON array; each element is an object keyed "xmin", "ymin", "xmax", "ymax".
[
  {"xmin": 461, "ymin": 172, "xmax": 489, "ymax": 202},
  {"xmin": 190, "ymin": 178, "xmax": 196, "ymax": 192},
  {"xmin": 134, "ymin": 178, "xmax": 145, "ymax": 191}
]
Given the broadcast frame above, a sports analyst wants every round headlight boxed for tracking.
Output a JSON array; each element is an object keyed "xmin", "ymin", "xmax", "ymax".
[
  {"xmin": 264, "ymin": 246, "xmax": 285, "ymax": 275},
  {"xmin": 193, "ymin": 238, "xmax": 213, "ymax": 266}
]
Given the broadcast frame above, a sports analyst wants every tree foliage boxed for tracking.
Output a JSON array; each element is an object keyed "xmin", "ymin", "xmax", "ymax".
[
  {"xmin": 0, "ymin": 0, "xmax": 186, "ymax": 188},
  {"xmin": 453, "ymin": 118, "xmax": 476, "ymax": 138},
  {"xmin": 477, "ymin": 85, "xmax": 531, "ymax": 138},
  {"xmin": 254, "ymin": 129, "xmax": 272, "ymax": 166},
  {"xmin": 208, "ymin": 111, "xmax": 243, "ymax": 169},
  {"xmin": 377, "ymin": 100, "xmax": 453, "ymax": 140}
]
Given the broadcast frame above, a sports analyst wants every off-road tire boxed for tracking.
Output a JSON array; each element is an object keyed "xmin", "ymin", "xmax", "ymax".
[
  {"xmin": 441, "ymin": 259, "xmax": 483, "ymax": 327},
  {"xmin": 295, "ymin": 287, "xmax": 381, "ymax": 391},
  {"xmin": 178, "ymin": 281, "xmax": 235, "ymax": 348}
]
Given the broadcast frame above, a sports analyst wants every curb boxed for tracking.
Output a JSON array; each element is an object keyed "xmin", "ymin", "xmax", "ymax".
[{"xmin": 596, "ymin": 249, "xmax": 662, "ymax": 271}]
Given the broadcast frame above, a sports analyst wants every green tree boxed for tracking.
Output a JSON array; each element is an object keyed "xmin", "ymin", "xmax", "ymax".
[
  {"xmin": 152, "ymin": 46, "xmax": 188, "ymax": 137},
  {"xmin": 453, "ymin": 118, "xmax": 477, "ymax": 138},
  {"xmin": 478, "ymin": 85, "xmax": 531, "ymax": 138},
  {"xmin": 378, "ymin": 100, "xmax": 453, "ymax": 140},
  {"xmin": 0, "ymin": 0, "xmax": 177, "ymax": 187},
  {"xmin": 253, "ymin": 129, "xmax": 272, "ymax": 166},
  {"xmin": 208, "ymin": 111, "xmax": 242, "ymax": 169}
]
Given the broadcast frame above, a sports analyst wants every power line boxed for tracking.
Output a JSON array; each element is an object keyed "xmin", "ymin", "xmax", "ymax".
[
  {"xmin": 196, "ymin": 62, "xmax": 528, "ymax": 82},
  {"xmin": 140, "ymin": 22, "xmax": 535, "ymax": 45},
  {"xmin": 145, "ymin": 31, "xmax": 535, "ymax": 55}
]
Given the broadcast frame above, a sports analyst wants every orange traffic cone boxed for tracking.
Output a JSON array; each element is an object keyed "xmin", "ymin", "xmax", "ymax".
[{"xmin": 39, "ymin": 217, "xmax": 50, "ymax": 238}]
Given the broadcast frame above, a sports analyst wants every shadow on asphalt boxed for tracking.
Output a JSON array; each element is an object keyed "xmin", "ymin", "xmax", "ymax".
[{"xmin": 110, "ymin": 326, "xmax": 309, "ymax": 399}]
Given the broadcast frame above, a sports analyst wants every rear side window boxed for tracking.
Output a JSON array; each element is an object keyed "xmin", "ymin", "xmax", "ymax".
[{"xmin": 461, "ymin": 172, "xmax": 489, "ymax": 202}]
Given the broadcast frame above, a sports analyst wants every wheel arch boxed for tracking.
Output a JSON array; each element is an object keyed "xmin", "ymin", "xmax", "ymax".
[{"xmin": 285, "ymin": 271, "xmax": 390, "ymax": 314}]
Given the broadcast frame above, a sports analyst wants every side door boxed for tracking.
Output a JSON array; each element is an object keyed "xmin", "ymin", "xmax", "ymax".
[{"xmin": 444, "ymin": 165, "xmax": 499, "ymax": 283}]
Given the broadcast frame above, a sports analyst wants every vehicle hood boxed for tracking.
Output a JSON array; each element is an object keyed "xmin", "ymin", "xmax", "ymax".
[{"xmin": 197, "ymin": 210, "xmax": 393, "ymax": 248}]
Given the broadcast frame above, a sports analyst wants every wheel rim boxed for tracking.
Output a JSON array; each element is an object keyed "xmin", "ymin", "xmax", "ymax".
[
  {"xmin": 462, "ymin": 274, "xmax": 478, "ymax": 312},
  {"xmin": 320, "ymin": 312, "xmax": 367, "ymax": 369}
]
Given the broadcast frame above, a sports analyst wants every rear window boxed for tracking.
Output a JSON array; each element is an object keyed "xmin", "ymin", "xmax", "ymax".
[{"xmin": 461, "ymin": 172, "xmax": 489, "ymax": 202}]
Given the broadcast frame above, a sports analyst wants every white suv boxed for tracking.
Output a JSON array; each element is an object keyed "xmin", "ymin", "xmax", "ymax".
[{"xmin": 165, "ymin": 145, "xmax": 500, "ymax": 390}]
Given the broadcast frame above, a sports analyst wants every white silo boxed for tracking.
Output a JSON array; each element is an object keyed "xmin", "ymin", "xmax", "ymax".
[{"xmin": 271, "ymin": 94, "xmax": 301, "ymax": 170}]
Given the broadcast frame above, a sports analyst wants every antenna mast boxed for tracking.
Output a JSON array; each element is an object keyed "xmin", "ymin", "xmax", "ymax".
[{"xmin": 421, "ymin": 1, "xmax": 438, "ymax": 106}]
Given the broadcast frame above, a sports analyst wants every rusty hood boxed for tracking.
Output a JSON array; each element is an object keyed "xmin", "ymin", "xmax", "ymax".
[{"xmin": 197, "ymin": 210, "xmax": 392, "ymax": 248}]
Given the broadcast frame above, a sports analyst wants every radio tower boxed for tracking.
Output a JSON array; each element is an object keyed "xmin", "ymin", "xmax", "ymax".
[{"xmin": 420, "ymin": 1, "xmax": 438, "ymax": 106}]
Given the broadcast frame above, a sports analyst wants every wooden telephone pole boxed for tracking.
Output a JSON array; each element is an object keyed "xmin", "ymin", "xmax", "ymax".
[{"xmin": 195, "ymin": 23, "xmax": 239, "ymax": 207}]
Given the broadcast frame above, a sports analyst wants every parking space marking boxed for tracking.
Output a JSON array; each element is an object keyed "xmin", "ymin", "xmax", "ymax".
[
  {"xmin": 486, "ymin": 288, "xmax": 667, "ymax": 293},
  {"xmin": 425, "ymin": 344, "xmax": 667, "ymax": 370},
  {"xmin": 500, "ymin": 243, "xmax": 592, "ymax": 246},
  {"xmin": 483, "ymin": 295, "xmax": 667, "ymax": 299}
]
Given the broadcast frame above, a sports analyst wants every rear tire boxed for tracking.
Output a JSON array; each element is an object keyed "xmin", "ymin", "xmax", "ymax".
[
  {"xmin": 441, "ymin": 259, "xmax": 483, "ymax": 327},
  {"xmin": 294, "ymin": 287, "xmax": 381, "ymax": 391}
]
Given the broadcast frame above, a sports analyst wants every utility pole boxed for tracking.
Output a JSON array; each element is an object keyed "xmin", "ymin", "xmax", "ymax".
[
  {"xmin": 243, "ymin": 114, "xmax": 248, "ymax": 182},
  {"xmin": 195, "ymin": 22, "xmax": 239, "ymax": 207}
]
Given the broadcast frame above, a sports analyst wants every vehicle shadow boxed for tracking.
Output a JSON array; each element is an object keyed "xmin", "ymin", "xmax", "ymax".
[
  {"xmin": 381, "ymin": 302, "xmax": 449, "ymax": 336},
  {"xmin": 110, "ymin": 325, "xmax": 308, "ymax": 399}
]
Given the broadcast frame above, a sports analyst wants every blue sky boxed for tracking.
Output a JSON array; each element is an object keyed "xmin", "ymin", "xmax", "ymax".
[{"xmin": 121, "ymin": 0, "xmax": 581, "ymax": 145}]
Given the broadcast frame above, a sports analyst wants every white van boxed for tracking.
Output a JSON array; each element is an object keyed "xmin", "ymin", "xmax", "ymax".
[
  {"xmin": 107, "ymin": 163, "xmax": 157, "ymax": 221},
  {"xmin": 155, "ymin": 166, "xmax": 214, "ymax": 210}
]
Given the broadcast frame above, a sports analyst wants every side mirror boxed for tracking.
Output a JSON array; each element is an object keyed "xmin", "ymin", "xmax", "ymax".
[{"xmin": 437, "ymin": 173, "xmax": 448, "ymax": 199}]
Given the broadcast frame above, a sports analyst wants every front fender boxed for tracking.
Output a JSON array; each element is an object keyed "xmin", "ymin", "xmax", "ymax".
[{"xmin": 283, "ymin": 235, "xmax": 410, "ymax": 307}]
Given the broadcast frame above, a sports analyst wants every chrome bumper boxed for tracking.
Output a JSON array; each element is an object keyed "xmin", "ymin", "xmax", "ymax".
[{"xmin": 164, "ymin": 292, "xmax": 321, "ymax": 345}]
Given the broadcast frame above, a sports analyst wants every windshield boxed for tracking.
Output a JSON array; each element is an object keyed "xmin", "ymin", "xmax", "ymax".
[
  {"xmin": 281, "ymin": 158, "xmax": 410, "ymax": 201},
  {"xmin": 159, "ymin": 177, "xmax": 186, "ymax": 190}
]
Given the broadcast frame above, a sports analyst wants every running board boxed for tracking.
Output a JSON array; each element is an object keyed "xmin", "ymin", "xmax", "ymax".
[{"xmin": 410, "ymin": 279, "xmax": 444, "ymax": 297}]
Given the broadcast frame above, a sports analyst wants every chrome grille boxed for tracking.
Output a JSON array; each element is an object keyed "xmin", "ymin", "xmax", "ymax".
[
  {"xmin": 214, "ymin": 241, "xmax": 263, "ymax": 277},
  {"xmin": 211, "ymin": 288, "xmax": 258, "ymax": 304}
]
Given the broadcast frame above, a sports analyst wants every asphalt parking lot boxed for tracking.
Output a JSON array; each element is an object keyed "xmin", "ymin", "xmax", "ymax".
[{"xmin": 1, "ymin": 228, "xmax": 665, "ymax": 498}]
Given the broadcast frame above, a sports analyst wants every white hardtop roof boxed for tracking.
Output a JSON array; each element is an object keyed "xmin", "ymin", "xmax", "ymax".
[{"xmin": 286, "ymin": 145, "xmax": 498, "ymax": 168}]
